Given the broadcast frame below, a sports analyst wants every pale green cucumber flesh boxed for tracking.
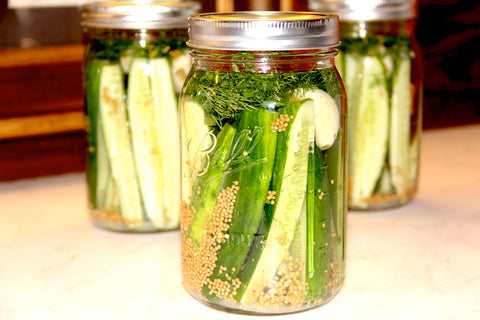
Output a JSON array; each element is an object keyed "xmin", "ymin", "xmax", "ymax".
[
  {"xmin": 343, "ymin": 52, "xmax": 361, "ymax": 156},
  {"xmin": 348, "ymin": 55, "xmax": 389, "ymax": 208},
  {"xmin": 171, "ymin": 50, "xmax": 192, "ymax": 94},
  {"xmin": 334, "ymin": 51, "xmax": 344, "ymax": 80},
  {"xmin": 240, "ymin": 100, "xmax": 314, "ymax": 305},
  {"xmin": 181, "ymin": 99, "xmax": 213, "ymax": 204},
  {"xmin": 300, "ymin": 88, "xmax": 340, "ymax": 150},
  {"xmin": 102, "ymin": 171, "xmax": 119, "ymax": 213},
  {"xmin": 188, "ymin": 124, "xmax": 236, "ymax": 248},
  {"xmin": 99, "ymin": 63, "xmax": 143, "ymax": 226},
  {"xmin": 95, "ymin": 115, "xmax": 111, "ymax": 208},
  {"xmin": 377, "ymin": 167, "xmax": 394, "ymax": 194},
  {"xmin": 203, "ymin": 108, "xmax": 278, "ymax": 303},
  {"xmin": 389, "ymin": 57, "xmax": 412, "ymax": 198},
  {"xmin": 225, "ymin": 100, "xmax": 305, "ymax": 302},
  {"xmin": 343, "ymin": 52, "xmax": 361, "ymax": 110},
  {"xmin": 150, "ymin": 57, "xmax": 181, "ymax": 228},
  {"xmin": 128, "ymin": 57, "xmax": 165, "ymax": 227}
]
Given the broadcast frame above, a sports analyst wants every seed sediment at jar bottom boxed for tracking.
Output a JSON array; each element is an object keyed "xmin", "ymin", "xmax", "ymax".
[
  {"xmin": 180, "ymin": 66, "xmax": 346, "ymax": 313},
  {"xmin": 336, "ymin": 35, "xmax": 421, "ymax": 210},
  {"xmin": 84, "ymin": 34, "xmax": 190, "ymax": 231}
]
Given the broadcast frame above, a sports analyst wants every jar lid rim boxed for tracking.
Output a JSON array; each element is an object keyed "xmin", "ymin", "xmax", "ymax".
[
  {"xmin": 308, "ymin": 0, "xmax": 416, "ymax": 21},
  {"xmin": 187, "ymin": 11, "xmax": 340, "ymax": 51},
  {"xmin": 81, "ymin": 1, "xmax": 201, "ymax": 30}
]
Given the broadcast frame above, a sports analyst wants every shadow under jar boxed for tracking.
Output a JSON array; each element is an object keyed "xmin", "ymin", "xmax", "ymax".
[
  {"xmin": 81, "ymin": 1, "xmax": 200, "ymax": 232},
  {"xmin": 180, "ymin": 11, "xmax": 347, "ymax": 315},
  {"xmin": 309, "ymin": 0, "xmax": 424, "ymax": 210}
]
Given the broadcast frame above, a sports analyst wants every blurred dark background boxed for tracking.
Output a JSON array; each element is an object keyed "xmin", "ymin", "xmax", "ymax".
[
  {"xmin": 0, "ymin": 0, "xmax": 479, "ymax": 180},
  {"xmin": 415, "ymin": 0, "xmax": 480, "ymax": 129}
]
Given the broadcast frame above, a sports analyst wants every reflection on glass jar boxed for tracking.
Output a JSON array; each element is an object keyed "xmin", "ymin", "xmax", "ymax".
[
  {"xmin": 180, "ymin": 12, "xmax": 347, "ymax": 315},
  {"xmin": 81, "ymin": 1, "xmax": 200, "ymax": 232},
  {"xmin": 310, "ymin": 0, "xmax": 424, "ymax": 210}
]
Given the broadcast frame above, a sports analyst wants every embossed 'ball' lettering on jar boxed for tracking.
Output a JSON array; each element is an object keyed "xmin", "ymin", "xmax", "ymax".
[
  {"xmin": 81, "ymin": 1, "xmax": 200, "ymax": 232},
  {"xmin": 179, "ymin": 11, "xmax": 347, "ymax": 314},
  {"xmin": 309, "ymin": 0, "xmax": 424, "ymax": 210}
]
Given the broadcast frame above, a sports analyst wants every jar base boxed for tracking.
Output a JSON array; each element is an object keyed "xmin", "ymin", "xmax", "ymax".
[
  {"xmin": 89, "ymin": 209, "xmax": 179, "ymax": 233},
  {"xmin": 348, "ymin": 187, "xmax": 418, "ymax": 211},
  {"xmin": 184, "ymin": 279, "xmax": 344, "ymax": 316}
]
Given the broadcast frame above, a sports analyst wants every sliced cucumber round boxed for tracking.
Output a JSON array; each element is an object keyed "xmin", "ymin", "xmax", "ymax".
[{"xmin": 301, "ymin": 88, "xmax": 339, "ymax": 150}]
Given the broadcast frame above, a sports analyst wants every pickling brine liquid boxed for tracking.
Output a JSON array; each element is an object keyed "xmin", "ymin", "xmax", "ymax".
[
  {"xmin": 83, "ymin": 29, "xmax": 189, "ymax": 232},
  {"xmin": 180, "ymin": 49, "xmax": 347, "ymax": 314},
  {"xmin": 335, "ymin": 20, "xmax": 423, "ymax": 210},
  {"xmin": 82, "ymin": 1, "xmax": 200, "ymax": 232}
]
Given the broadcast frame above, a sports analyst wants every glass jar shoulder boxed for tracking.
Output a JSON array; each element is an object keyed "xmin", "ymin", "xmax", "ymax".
[{"xmin": 183, "ymin": 60, "xmax": 343, "ymax": 127}]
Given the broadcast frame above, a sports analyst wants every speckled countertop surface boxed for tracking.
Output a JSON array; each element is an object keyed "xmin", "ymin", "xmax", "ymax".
[{"xmin": 1, "ymin": 125, "xmax": 479, "ymax": 320}]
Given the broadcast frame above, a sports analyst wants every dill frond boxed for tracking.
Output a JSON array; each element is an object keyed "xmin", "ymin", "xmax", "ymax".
[{"xmin": 186, "ymin": 66, "xmax": 339, "ymax": 127}]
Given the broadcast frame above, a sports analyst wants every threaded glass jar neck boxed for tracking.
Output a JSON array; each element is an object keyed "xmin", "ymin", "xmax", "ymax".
[
  {"xmin": 190, "ymin": 48, "xmax": 338, "ymax": 73},
  {"xmin": 308, "ymin": 0, "xmax": 416, "ymax": 22},
  {"xmin": 339, "ymin": 19, "xmax": 415, "ymax": 38}
]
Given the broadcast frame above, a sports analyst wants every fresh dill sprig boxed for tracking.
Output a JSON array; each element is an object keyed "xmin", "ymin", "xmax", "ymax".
[
  {"xmin": 186, "ymin": 67, "xmax": 339, "ymax": 127},
  {"xmin": 88, "ymin": 31, "xmax": 188, "ymax": 61}
]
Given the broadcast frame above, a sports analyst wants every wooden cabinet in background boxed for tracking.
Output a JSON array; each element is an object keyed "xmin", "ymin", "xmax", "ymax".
[
  {"xmin": 0, "ymin": 45, "xmax": 86, "ymax": 181},
  {"xmin": 0, "ymin": 0, "xmax": 478, "ymax": 181}
]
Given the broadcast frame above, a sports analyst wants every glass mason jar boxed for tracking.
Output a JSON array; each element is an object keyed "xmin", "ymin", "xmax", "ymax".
[
  {"xmin": 180, "ymin": 12, "xmax": 346, "ymax": 314},
  {"xmin": 81, "ymin": 1, "xmax": 200, "ymax": 232},
  {"xmin": 309, "ymin": 0, "xmax": 424, "ymax": 210}
]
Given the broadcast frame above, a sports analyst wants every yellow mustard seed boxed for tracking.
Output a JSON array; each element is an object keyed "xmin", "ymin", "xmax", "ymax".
[{"xmin": 182, "ymin": 182, "xmax": 241, "ymax": 296}]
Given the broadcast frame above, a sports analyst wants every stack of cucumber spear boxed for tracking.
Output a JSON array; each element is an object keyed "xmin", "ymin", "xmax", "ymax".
[
  {"xmin": 85, "ymin": 41, "xmax": 191, "ymax": 231},
  {"xmin": 181, "ymin": 65, "xmax": 345, "ymax": 310},
  {"xmin": 336, "ymin": 36, "xmax": 418, "ymax": 209}
]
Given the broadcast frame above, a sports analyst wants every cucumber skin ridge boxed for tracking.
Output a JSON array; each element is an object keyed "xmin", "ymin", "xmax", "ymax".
[
  {"xmin": 85, "ymin": 59, "xmax": 107, "ymax": 208},
  {"xmin": 187, "ymin": 124, "xmax": 236, "ymax": 248},
  {"xmin": 239, "ymin": 99, "xmax": 313, "ymax": 306},
  {"xmin": 201, "ymin": 108, "xmax": 278, "ymax": 303}
]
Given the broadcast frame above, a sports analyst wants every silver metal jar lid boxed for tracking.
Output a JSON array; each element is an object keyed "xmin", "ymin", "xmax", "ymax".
[
  {"xmin": 81, "ymin": 1, "xmax": 201, "ymax": 30},
  {"xmin": 308, "ymin": 0, "xmax": 416, "ymax": 21},
  {"xmin": 187, "ymin": 11, "xmax": 340, "ymax": 51}
]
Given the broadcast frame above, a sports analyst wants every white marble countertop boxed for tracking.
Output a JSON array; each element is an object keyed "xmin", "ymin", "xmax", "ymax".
[{"xmin": 1, "ymin": 125, "xmax": 480, "ymax": 320}]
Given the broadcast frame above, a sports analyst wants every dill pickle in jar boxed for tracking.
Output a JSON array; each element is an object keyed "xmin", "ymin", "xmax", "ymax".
[
  {"xmin": 81, "ymin": 1, "xmax": 200, "ymax": 232},
  {"xmin": 180, "ymin": 12, "xmax": 347, "ymax": 314},
  {"xmin": 309, "ymin": 0, "xmax": 424, "ymax": 210}
]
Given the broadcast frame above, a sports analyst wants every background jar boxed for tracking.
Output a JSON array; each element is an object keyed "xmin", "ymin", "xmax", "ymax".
[
  {"xmin": 81, "ymin": 1, "xmax": 200, "ymax": 232},
  {"xmin": 309, "ymin": 0, "xmax": 424, "ymax": 210},
  {"xmin": 180, "ymin": 12, "xmax": 346, "ymax": 314}
]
